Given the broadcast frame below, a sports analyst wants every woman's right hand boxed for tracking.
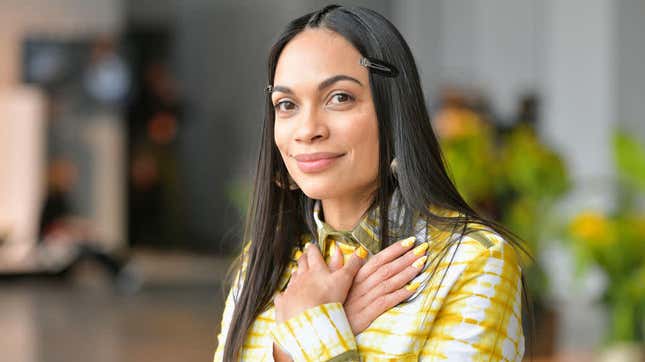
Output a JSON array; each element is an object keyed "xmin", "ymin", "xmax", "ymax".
[
  {"xmin": 274, "ymin": 242, "xmax": 365, "ymax": 324},
  {"xmin": 329, "ymin": 236, "xmax": 429, "ymax": 335}
]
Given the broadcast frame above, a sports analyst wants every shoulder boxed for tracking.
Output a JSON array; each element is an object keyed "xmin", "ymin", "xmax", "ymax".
[
  {"xmin": 423, "ymin": 206, "xmax": 522, "ymax": 268},
  {"xmin": 425, "ymin": 220, "xmax": 523, "ymax": 278},
  {"xmin": 453, "ymin": 226, "xmax": 524, "ymax": 284}
]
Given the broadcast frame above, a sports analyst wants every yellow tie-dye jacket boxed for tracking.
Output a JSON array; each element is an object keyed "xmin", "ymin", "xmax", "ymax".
[{"xmin": 214, "ymin": 198, "xmax": 525, "ymax": 361}]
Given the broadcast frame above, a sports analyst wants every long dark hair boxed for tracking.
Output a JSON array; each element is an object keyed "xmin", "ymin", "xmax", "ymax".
[{"xmin": 223, "ymin": 5, "xmax": 530, "ymax": 360}]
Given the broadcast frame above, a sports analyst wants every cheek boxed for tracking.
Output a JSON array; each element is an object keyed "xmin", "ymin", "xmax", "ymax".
[
  {"xmin": 274, "ymin": 122, "xmax": 290, "ymax": 157},
  {"xmin": 364, "ymin": 123, "xmax": 380, "ymax": 175},
  {"xmin": 341, "ymin": 113, "xmax": 379, "ymax": 174}
]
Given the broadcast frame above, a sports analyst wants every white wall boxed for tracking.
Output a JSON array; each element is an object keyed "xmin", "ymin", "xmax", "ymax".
[
  {"xmin": 393, "ymin": 0, "xmax": 542, "ymax": 120},
  {"xmin": 616, "ymin": 0, "xmax": 645, "ymax": 136},
  {"xmin": 0, "ymin": 87, "xmax": 46, "ymax": 250},
  {"xmin": 542, "ymin": 0, "xmax": 616, "ymax": 199},
  {"xmin": 0, "ymin": 0, "xmax": 124, "ymax": 88}
]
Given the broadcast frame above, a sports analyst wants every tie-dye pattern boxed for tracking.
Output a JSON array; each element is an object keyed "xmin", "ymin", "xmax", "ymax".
[{"xmin": 214, "ymin": 202, "xmax": 524, "ymax": 362}]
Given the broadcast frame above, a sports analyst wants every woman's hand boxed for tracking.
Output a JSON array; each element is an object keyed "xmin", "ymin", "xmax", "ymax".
[
  {"xmin": 331, "ymin": 236, "xmax": 429, "ymax": 335},
  {"xmin": 274, "ymin": 242, "xmax": 365, "ymax": 323}
]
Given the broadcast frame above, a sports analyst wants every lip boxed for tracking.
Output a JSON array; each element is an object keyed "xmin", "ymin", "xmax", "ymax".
[{"xmin": 293, "ymin": 152, "xmax": 344, "ymax": 173}]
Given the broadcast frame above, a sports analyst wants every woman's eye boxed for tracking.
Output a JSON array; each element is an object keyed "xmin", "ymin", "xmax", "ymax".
[
  {"xmin": 274, "ymin": 100, "xmax": 297, "ymax": 112},
  {"xmin": 329, "ymin": 93, "xmax": 354, "ymax": 104}
]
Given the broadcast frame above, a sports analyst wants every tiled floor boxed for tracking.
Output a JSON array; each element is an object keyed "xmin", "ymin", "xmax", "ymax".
[{"xmin": 1, "ymin": 252, "xmax": 232, "ymax": 362}]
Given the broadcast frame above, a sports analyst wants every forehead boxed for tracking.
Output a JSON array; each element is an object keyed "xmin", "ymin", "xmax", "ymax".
[{"xmin": 273, "ymin": 28, "xmax": 367, "ymax": 88}]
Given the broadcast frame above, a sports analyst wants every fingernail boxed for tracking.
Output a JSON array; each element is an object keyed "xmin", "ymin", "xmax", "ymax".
[
  {"xmin": 412, "ymin": 242, "xmax": 429, "ymax": 256},
  {"xmin": 400, "ymin": 236, "xmax": 416, "ymax": 248},
  {"xmin": 412, "ymin": 255, "xmax": 427, "ymax": 269},
  {"xmin": 329, "ymin": 241, "xmax": 337, "ymax": 257},
  {"xmin": 294, "ymin": 250, "xmax": 303, "ymax": 260},
  {"xmin": 355, "ymin": 246, "xmax": 368, "ymax": 259},
  {"xmin": 405, "ymin": 281, "xmax": 420, "ymax": 292}
]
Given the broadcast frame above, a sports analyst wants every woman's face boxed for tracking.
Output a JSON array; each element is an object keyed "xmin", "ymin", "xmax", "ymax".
[{"xmin": 272, "ymin": 28, "xmax": 379, "ymax": 202}]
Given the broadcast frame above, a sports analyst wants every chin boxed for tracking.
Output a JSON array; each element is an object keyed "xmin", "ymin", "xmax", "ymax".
[{"xmin": 296, "ymin": 178, "xmax": 341, "ymax": 201}]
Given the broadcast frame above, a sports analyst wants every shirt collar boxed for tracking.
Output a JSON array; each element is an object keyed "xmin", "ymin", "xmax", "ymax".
[{"xmin": 312, "ymin": 200, "xmax": 382, "ymax": 256}]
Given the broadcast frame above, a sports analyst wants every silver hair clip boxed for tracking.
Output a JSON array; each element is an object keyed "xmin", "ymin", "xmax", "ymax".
[
  {"xmin": 359, "ymin": 56, "xmax": 399, "ymax": 77},
  {"xmin": 265, "ymin": 85, "xmax": 273, "ymax": 94}
]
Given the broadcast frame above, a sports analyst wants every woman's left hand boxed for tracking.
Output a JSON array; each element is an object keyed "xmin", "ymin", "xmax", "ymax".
[{"xmin": 274, "ymin": 242, "xmax": 365, "ymax": 323}]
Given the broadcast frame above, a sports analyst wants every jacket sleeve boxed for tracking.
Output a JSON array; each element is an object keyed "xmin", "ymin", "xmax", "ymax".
[
  {"xmin": 420, "ymin": 233, "xmax": 525, "ymax": 361},
  {"xmin": 269, "ymin": 302, "xmax": 360, "ymax": 362},
  {"xmin": 213, "ymin": 243, "xmax": 251, "ymax": 362}
]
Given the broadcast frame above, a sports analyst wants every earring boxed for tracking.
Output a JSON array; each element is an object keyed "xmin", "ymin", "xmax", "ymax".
[
  {"xmin": 390, "ymin": 158, "xmax": 399, "ymax": 178},
  {"xmin": 274, "ymin": 174, "xmax": 300, "ymax": 190}
]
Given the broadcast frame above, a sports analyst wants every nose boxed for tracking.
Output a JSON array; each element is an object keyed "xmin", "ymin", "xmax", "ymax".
[{"xmin": 293, "ymin": 107, "xmax": 328, "ymax": 143}]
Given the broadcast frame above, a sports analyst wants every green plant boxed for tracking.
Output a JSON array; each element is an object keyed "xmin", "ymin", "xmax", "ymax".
[{"xmin": 565, "ymin": 131, "xmax": 645, "ymax": 343}]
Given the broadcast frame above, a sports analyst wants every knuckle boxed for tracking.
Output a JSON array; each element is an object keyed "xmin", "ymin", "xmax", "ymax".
[
  {"xmin": 378, "ymin": 264, "xmax": 394, "ymax": 280},
  {"xmin": 374, "ymin": 295, "xmax": 388, "ymax": 310},
  {"xmin": 379, "ymin": 279, "xmax": 392, "ymax": 294},
  {"xmin": 339, "ymin": 269, "xmax": 354, "ymax": 284},
  {"xmin": 346, "ymin": 260, "xmax": 360, "ymax": 274},
  {"xmin": 370, "ymin": 254, "xmax": 384, "ymax": 266}
]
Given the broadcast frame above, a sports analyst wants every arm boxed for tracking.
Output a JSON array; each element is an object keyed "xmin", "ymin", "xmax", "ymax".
[
  {"xmin": 270, "ymin": 302, "xmax": 360, "ymax": 362},
  {"xmin": 420, "ymin": 233, "xmax": 525, "ymax": 361}
]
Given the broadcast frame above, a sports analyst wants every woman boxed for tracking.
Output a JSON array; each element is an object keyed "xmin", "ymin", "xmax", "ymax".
[{"xmin": 215, "ymin": 5, "xmax": 526, "ymax": 361}]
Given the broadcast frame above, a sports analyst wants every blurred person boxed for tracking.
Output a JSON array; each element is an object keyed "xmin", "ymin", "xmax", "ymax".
[
  {"xmin": 39, "ymin": 158, "xmax": 84, "ymax": 241},
  {"xmin": 215, "ymin": 5, "xmax": 526, "ymax": 362},
  {"xmin": 38, "ymin": 158, "xmax": 128, "ymax": 284}
]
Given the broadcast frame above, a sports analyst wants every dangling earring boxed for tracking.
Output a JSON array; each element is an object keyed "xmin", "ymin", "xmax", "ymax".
[
  {"xmin": 274, "ymin": 173, "xmax": 300, "ymax": 190},
  {"xmin": 390, "ymin": 158, "xmax": 399, "ymax": 179}
]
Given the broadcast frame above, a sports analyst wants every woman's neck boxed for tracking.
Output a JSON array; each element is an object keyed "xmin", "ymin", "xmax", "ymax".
[{"xmin": 321, "ymin": 189, "xmax": 376, "ymax": 231}]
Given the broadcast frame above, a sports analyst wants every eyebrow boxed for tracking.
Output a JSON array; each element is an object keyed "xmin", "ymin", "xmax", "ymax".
[{"xmin": 272, "ymin": 74, "xmax": 363, "ymax": 95}]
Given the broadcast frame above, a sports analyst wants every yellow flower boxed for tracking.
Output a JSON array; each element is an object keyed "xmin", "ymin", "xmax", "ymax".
[{"xmin": 569, "ymin": 211, "xmax": 616, "ymax": 247}]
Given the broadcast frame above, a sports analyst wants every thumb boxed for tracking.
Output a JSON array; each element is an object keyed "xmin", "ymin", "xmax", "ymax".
[
  {"xmin": 327, "ymin": 241, "xmax": 344, "ymax": 272},
  {"xmin": 341, "ymin": 246, "xmax": 368, "ymax": 279}
]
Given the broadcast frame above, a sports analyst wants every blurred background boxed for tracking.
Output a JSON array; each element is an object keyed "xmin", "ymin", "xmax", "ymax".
[{"xmin": 0, "ymin": 0, "xmax": 643, "ymax": 361}]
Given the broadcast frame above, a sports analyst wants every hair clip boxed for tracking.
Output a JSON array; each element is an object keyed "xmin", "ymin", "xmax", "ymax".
[
  {"xmin": 265, "ymin": 85, "xmax": 273, "ymax": 94},
  {"xmin": 359, "ymin": 56, "xmax": 399, "ymax": 77}
]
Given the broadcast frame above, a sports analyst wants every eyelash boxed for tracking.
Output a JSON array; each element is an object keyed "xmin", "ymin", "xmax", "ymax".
[
  {"xmin": 273, "ymin": 92, "xmax": 355, "ymax": 112},
  {"xmin": 329, "ymin": 92, "xmax": 355, "ymax": 104}
]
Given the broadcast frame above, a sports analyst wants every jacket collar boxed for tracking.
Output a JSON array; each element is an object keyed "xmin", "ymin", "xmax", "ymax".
[{"xmin": 312, "ymin": 199, "xmax": 382, "ymax": 256}]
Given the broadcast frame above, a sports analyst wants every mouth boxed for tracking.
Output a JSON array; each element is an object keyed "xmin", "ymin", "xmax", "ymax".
[{"xmin": 292, "ymin": 152, "xmax": 345, "ymax": 173}]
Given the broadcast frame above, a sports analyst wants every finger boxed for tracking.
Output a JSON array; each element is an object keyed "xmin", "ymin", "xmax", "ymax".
[
  {"xmin": 327, "ymin": 241, "xmax": 344, "ymax": 272},
  {"xmin": 339, "ymin": 246, "xmax": 368, "ymax": 280},
  {"xmin": 305, "ymin": 242, "xmax": 328, "ymax": 271},
  {"xmin": 354, "ymin": 236, "xmax": 416, "ymax": 283},
  {"xmin": 357, "ymin": 256, "xmax": 427, "ymax": 305},
  {"xmin": 352, "ymin": 243, "xmax": 428, "ymax": 298},
  {"xmin": 289, "ymin": 264, "xmax": 298, "ymax": 279},
  {"xmin": 348, "ymin": 286, "xmax": 416, "ymax": 334},
  {"xmin": 273, "ymin": 292, "xmax": 283, "ymax": 306},
  {"xmin": 297, "ymin": 246, "xmax": 309, "ymax": 273}
]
